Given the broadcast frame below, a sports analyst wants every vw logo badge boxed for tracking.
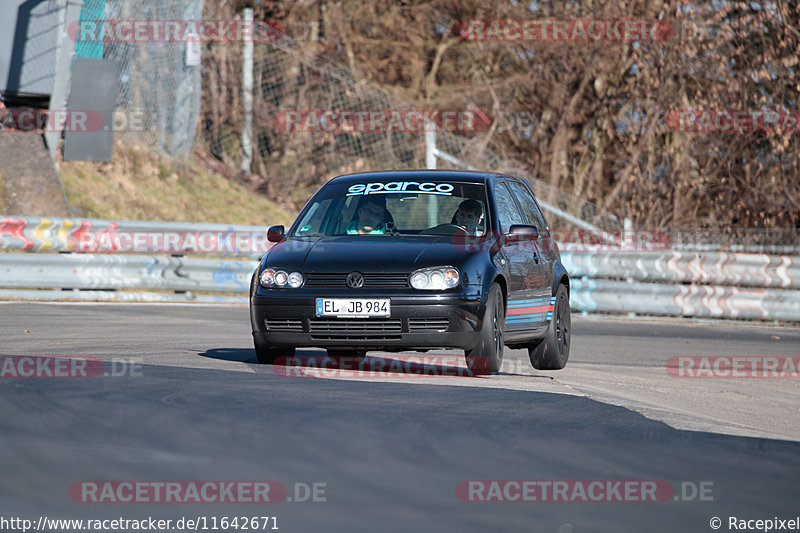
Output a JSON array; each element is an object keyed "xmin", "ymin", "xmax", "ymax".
[{"xmin": 346, "ymin": 272, "xmax": 365, "ymax": 289}]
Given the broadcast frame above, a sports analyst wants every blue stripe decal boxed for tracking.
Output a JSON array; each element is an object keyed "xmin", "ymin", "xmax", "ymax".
[
  {"xmin": 506, "ymin": 296, "xmax": 552, "ymax": 326},
  {"xmin": 508, "ymin": 298, "xmax": 547, "ymax": 306},
  {"xmin": 506, "ymin": 316, "xmax": 548, "ymax": 322}
]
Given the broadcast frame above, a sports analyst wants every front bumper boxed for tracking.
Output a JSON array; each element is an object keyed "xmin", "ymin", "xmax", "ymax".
[{"xmin": 250, "ymin": 292, "xmax": 483, "ymax": 351}]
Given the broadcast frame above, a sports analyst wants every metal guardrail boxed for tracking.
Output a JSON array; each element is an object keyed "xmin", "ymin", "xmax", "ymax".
[
  {"xmin": 561, "ymin": 251, "xmax": 800, "ymax": 321},
  {"xmin": 1, "ymin": 217, "xmax": 799, "ymax": 321},
  {"xmin": 568, "ymin": 278, "xmax": 800, "ymax": 322},
  {"xmin": 561, "ymin": 251, "xmax": 800, "ymax": 289},
  {"xmin": 0, "ymin": 253, "xmax": 257, "ymax": 293},
  {"xmin": 0, "ymin": 288, "xmax": 247, "ymax": 304}
]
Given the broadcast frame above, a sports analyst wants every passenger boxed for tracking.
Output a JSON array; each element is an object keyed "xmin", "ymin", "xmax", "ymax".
[
  {"xmin": 453, "ymin": 199, "xmax": 483, "ymax": 234},
  {"xmin": 347, "ymin": 196, "xmax": 388, "ymax": 234}
]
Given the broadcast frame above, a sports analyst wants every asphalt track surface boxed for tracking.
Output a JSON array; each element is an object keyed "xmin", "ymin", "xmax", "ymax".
[{"xmin": 1, "ymin": 302, "xmax": 799, "ymax": 533}]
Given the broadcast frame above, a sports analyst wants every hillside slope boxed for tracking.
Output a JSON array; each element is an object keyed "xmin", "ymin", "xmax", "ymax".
[
  {"xmin": 0, "ymin": 131, "xmax": 69, "ymax": 217},
  {"xmin": 57, "ymin": 143, "xmax": 295, "ymax": 226}
]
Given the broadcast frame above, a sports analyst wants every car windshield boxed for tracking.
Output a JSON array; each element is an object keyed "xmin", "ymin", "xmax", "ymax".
[{"xmin": 289, "ymin": 179, "xmax": 490, "ymax": 237}]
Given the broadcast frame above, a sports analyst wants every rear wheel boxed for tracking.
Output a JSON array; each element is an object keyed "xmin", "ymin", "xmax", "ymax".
[
  {"xmin": 254, "ymin": 338, "xmax": 295, "ymax": 364},
  {"xmin": 465, "ymin": 283, "xmax": 505, "ymax": 374},
  {"xmin": 528, "ymin": 284, "xmax": 570, "ymax": 370}
]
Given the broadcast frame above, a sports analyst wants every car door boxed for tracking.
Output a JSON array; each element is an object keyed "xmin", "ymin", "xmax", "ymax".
[
  {"xmin": 504, "ymin": 179, "xmax": 553, "ymax": 334},
  {"xmin": 506, "ymin": 178, "xmax": 555, "ymax": 277},
  {"xmin": 492, "ymin": 181, "xmax": 547, "ymax": 336}
]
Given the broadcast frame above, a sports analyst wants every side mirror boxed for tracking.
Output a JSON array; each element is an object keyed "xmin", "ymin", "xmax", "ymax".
[
  {"xmin": 267, "ymin": 225, "xmax": 285, "ymax": 243},
  {"xmin": 506, "ymin": 224, "xmax": 539, "ymax": 244}
]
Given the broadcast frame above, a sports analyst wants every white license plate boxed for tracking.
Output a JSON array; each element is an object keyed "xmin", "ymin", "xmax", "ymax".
[{"xmin": 315, "ymin": 298, "xmax": 390, "ymax": 318}]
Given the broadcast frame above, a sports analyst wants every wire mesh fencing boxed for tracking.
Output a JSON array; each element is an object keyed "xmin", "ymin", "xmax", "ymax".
[
  {"xmin": 193, "ymin": 16, "xmax": 621, "ymax": 229},
  {"xmin": 73, "ymin": 0, "xmax": 202, "ymax": 157},
  {"xmin": 67, "ymin": 2, "xmax": 799, "ymax": 249},
  {"xmin": 65, "ymin": 1, "xmax": 623, "ymax": 229}
]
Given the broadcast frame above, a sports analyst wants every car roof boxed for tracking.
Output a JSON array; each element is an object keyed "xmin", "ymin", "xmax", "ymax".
[{"xmin": 327, "ymin": 170, "xmax": 506, "ymax": 185}]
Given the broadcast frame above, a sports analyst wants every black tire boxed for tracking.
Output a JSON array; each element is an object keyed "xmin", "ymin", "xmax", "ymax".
[
  {"xmin": 253, "ymin": 338, "xmax": 295, "ymax": 365},
  {"xmin": 528, "ymin": 284, "xmax": 570, "ymax": 370},
  {"xmin": 465, "ymin": 283, "xmax": 505, "ymax": 374}
]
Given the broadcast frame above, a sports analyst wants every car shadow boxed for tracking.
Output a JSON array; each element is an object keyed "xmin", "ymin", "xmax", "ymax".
[
  {"xmin": 197, "ymin": 347, "xmax": 327, "ymax": 366},
  {"xmin": 198, "ymin": 348, "xmax": 543, "ymax": 378},
  {"xmin": 197, "ymin": 347, "xmax": 259, "ymax": 364}
]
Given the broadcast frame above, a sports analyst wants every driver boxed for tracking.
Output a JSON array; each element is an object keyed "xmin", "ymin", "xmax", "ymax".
[
  {"xmin": 347, "ymin": 196, "xmax": 388, "ymax": 234},
  {"xmin": 453, "ymin": 199, "xmax": 483, "ymax": 235}
]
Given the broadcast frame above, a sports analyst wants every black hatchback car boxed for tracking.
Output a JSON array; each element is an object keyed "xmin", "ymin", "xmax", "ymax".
[{"xmin": 249, "ymin": 170, "xmax": 570, "ymax": 373}]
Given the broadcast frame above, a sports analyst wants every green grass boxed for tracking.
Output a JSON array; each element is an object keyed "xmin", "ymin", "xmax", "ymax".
[{"xmin": 58, "ymin": 144, "xmax": 295, "ymax": 226}]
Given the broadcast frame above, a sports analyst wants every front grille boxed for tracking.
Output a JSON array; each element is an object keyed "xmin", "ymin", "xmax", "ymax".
[
  {"xmin": 408, "ymin": 317, "xmax": 450, "ymax": 332},
  {"xmin": 264, "ymin": 318, "xmax": 303, "ymax": 332},
  {"xmin": 364, "ymin": 274, "xmax": 409, "ymax": 287},
  {"xmin": 304, "ymin": 274, "xmax": 345, "ymax": 287},
  {"xmin": 305, "ymin": 273, "xmax": 408, "ymax": 288},
  {"xmin": 308, "ymin": 318, "xmax": 402, "ymax": 341}
]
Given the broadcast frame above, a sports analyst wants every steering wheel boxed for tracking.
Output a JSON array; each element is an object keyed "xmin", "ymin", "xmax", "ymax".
[{"xmin": 425, "ymin": 223, "xmax": 470, "ymax": 236}]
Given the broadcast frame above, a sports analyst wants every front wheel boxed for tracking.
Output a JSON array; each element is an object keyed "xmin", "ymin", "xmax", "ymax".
[
  {"xmin": 465, "ymin": 283, "xmax": 505, "ymax": 374},
  {"xmin": 528, "ymin": 284, "xmax": 570, "ymax": 370}
]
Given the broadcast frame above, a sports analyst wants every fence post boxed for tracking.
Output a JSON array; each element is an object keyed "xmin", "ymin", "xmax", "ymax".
[
  {"xmin": 425, "ymin": 128, "xmax": 437, "ymax": 169},
  {"xmin": 45, "ymin": 0, "xmax": 83, "ymax": 160},
  {"xmin": 242, "ymin": 8, "xmax": 254, "ymax": 173}
]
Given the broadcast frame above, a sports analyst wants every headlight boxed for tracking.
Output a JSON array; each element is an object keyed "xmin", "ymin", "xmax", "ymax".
[
  {"xmin": 260, "ymin": 268, "xmax": 275, "ymax": 286},
  {"xmin": 409, "ymin": 267, "xmax": 460, "ymax": 290},
  {"xmin": 260, "ymin": 267, "xmax": 304, "ymax": 288},
  {"xmin": 287, "ymin": 271, "xmax": 303, "ymax": 288}
]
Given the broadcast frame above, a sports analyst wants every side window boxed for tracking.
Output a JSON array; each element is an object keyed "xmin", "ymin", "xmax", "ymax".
[
  {"xmin": 492, "ymin": 182, "xmax": 525, "ymax": 233},
  {"xmin": 294, "ymin": 199, "xmax": 329, "ymax": 235},
  {"xmin": 507, "ymin": 180, "xmax": 548, "ymax": 230}
]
